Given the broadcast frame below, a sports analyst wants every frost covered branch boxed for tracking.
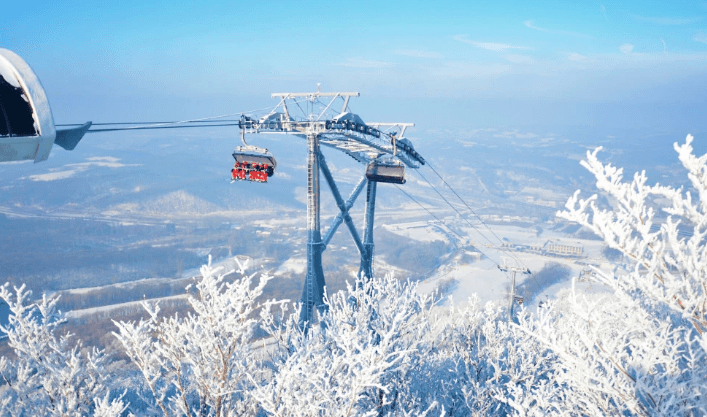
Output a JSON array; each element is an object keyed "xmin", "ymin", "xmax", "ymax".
[
  {"xmin": 547, "ymin": 134, "xmax": 707, "ymax": 415},
  {"xmin": 0, "ymin": 283, "xmax": 124, "ymax": 416},
  {"xmin": 114, "ymin": 255, "xmax": 270, "ymax": 416}
]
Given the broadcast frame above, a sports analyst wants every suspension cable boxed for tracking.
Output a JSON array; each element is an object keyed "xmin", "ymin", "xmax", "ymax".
[
  {"xmin": 420, "ymin": 164, "xmax": 532, "ymax": 268},
  {"xmin": 394, "ymin": 185, "xmax": 503, "ymax": 270},
  {"xmin": 86, "ymin": 123, "xmax": 242, "ymax": 133},
  {"xmin": 413, "ymin": 169, "xmax": 509, "ymax": 255},
  {"xmin": 426, "ymin": 162, "xmax": 510, "ymax": 249},
  {"xmin": 57, "ymin": 103, "xmax": 278, "ymax": 132},
  {"xmin": 420, "ymin": 164, "xmax": 546, "ymax": 293},
  {"xmin": 56, "ymin": 120, "xmax": 242, "ymax": 127}
]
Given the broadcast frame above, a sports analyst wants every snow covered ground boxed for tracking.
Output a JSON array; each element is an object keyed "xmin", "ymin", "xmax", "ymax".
[{"xmin": 397, "ymin": 220, "xmax": 614, "ymax": 308}]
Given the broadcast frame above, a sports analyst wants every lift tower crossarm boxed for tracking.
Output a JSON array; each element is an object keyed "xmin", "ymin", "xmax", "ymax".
[
  {"xmin": 366, "ymin": 122, "xmax": 415, "ymax": 138},
  {"xmin": 241, "ymin": 90, "xmax": 424, "ymax": 167},
  {"xmin": 271, "ymin": 92, "xmax": 360, "ymax": 98}
]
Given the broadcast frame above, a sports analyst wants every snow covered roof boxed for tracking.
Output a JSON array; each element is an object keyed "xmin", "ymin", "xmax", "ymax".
[{"xmin": 333, "ymin": 111, "xmax": 366, "ymax": 125}]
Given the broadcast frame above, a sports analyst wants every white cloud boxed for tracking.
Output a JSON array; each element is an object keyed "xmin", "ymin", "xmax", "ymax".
[
  {"xmin": 619, "ymin": 44, "xmax": 634, "ymax": 54},
  {"xmin": 426, "ymin": 61, "xmax": 511, "ymax": 78},
  {"xmin": 334, "ymin": 58, "xmax": 393, "ymax": 68},
  {"xmin": 524, "ymin": 21, "xmax": 591, "ymax": 38},
  {"xmin": 631, "ymin": 15, "xmax": 704, "ymax": 25},
  {"xmin": 524, "ymin": 20, "xmax": 550, "ymax": 33},
  {"xmin": 567, "ymin": 52, "xmax": 587, "ymax": 61},
  {"xmin": 695, "ymin": 32, "xmax": 707, "ymax": 44},
  {"xmin": 393, "ymin": 49, "xmax": 443, "ymax": 59},
  {"xmin": 453, "ymin": 35, "xmax": 532, "ymax": 51},
  {"xmin": 66, "ymin": 161, "xmax": 134, "ymax": 169},
  {"xmin": 86, "ymin": 156, "xmax": 121, "ymax": 162},
  {"xmin": 503, "ymin": 54, "xmax": 535, "ymax": 64}
]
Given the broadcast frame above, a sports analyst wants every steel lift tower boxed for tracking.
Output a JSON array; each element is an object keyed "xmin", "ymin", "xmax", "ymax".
[{"xmin": 235, "ymin": 88, "xmax": 425, "ymax": 325}]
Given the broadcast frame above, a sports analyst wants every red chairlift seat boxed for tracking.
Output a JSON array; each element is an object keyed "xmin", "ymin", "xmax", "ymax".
[
  {"xmin": 366, "ymin": 160, "xmax": 406, "ymax": 184},
  {"xmin": 231, "ymin": 146, "xmax": 276, "ymax": 183}
]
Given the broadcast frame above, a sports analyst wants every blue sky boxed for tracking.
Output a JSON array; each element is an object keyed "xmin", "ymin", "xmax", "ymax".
[{"xmin": 3, "ymin": 0, "xmax": 707, "ymax": 133}]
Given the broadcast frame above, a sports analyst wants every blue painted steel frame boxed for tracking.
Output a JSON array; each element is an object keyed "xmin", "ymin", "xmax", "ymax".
[
  {"xmin": 299, "ymin": 134, "xmax": 326, "ymax": 327},
  {"xmin": 298, "ymin": 143, "xmax": 378, "ymax": 327},
  {"xmin": 360, "ymin": 181, "xmax": 376, "ymax": 281}
]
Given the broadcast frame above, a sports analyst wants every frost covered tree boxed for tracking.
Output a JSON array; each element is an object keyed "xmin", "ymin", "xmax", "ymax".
[
  {"xmin": 116, "ymin": 259, "xmax": 447, "ymax": 416},
  {"xmin": 253, "ymin": 275, "xmax": 440, "ymax": 417},
  {"xmin": 407, "ymin": 296, "xmax": 562, "ymax": 417},
  {"xmin": 530, "ymin": 134, "xmax": 707, "ymax": 415},
  {"xmin": 114, "ymin": 256, "xmax": 269, "ymax": 416},
  {"xmin": 0, "ymin": 283, "xmax": 126, "ymax": 417}
]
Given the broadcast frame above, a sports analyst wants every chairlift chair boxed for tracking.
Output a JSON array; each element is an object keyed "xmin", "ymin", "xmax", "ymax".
[
  {"xmin": 231, "ymin": 145, "xmax": 276, "ymax": 183},
  {"xmin": 365, "ymin": 160, "xmax": 406, "ymax": 184}
]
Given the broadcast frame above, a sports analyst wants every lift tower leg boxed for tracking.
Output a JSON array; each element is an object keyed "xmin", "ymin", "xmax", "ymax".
[
  {"xmin": 498, "ymin": 264, "xmax": 531, "ymax": 323},
  {"xmin": 300, "ymin": 133, "xmax": 326, "ymax": 326},
  {"xmin": 359, "ymin": 181, "xmax": 377, "ymax": 280}
]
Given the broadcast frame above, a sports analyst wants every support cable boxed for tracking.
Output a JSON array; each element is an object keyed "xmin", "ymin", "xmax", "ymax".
[
  {"xmin": 58, "ymin": 103, "xmax": 278, "ymax": 132},
  {"xmin": 293, "ymin": 100, "xmax": 307, "ymax": 119},
  {"xmin": 57, "ymin": 120, "xmax": 241, "ymax": 126},
  {"xmin": 421, "ymin": 164, "xmax": 531, "ymax": 269},
  {"xmin": 394, "ymin": 185, "xmax": 503, "ymax": 271},
  {"xmin": 423, "ymin": 163, "xmax": 546, "ymax": 295},
  {"xmin": 86, "ymin": 123, "xmax": 241, "ymax": 133},
  {"xmin": 414, "ymin": 169, "xmax": 510, "ymax": 255},
  {"xmin": 426, "ymin": 163, "xmax": 510, "ymax": 247}
]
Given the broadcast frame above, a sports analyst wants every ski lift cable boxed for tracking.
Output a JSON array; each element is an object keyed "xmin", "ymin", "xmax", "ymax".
[
  {"xmin": 88, "ymin": 110, "xmax": 258, "ymax": 131},
  {"xmin": 293, "ymin": 99, "xmax": 308, "ymax": 120},
  {"xmin": 413, "ymin": 168, "xmax": 546, "ymax": 294},
  {"xmin": 394, "ymin": 185, "xmax": 505, "ymax": 272},
  {"xmin": 85, "ymin": 123, "xmax": 242, "ymax": 133},
  {"xmin": 314, "ymin": 98, "xmax": 343, "ymax": 119},
  {"xmin": 56, "ymin": 120, "xmax": 242, "ymax": 127},
  {"xmin": 413, "ymin": 168, "xmax": 513, "ymax": 257},
  {"xmin": 423, "ymin": 162, "xmax": 532, "ymax": 271},
  {"xmin": 424, "ymin": 164, "xmax": 548, "ymax": 294},
  {"xmin": 61, "ymin": 97, "xmax": 312, "ymax": 133},
  {"xmin": 59, "ymin": 103, "xmax": 280, "ymax": 131},
  {"xmin": 426, "ymin": 162, "xmax": 508, "ymax": 247},
  {"xmin": 398, "ymin": 177, "xmax": 548, "ymax": 299}
]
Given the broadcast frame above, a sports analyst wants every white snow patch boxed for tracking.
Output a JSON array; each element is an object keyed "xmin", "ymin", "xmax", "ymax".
[
  {"xmin": 24, "ymin": 158, "xmax": 139, "ymax": 182},
  {"xmin": 418, "ymin": 259, "xmax": 508, "ymax": 305},
  {"xmin": 66, "ymin": 295, "xmax": 188, "ymax": 319},
  {"xmin": 275, "ymin": 258, "xmax": 306, "ymax": 277},
  {"xmin": 63, "ymin": 277, "xmax": 181, "ymax": 295},
  {"xmin": 29, "ymin": 170, "xmax": 80, "ymax": 181},
  {"xmin": 383, "ymin": 222, "xmax": 448, "ymax": 243}
]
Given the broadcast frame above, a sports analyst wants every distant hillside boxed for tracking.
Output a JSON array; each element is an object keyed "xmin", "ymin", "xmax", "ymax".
[
  {"xmin": 105, "ymin": 190, "xmax": 225, "ymax": 217},
  {"xmin": 143, "ymin": 190, "xmax": 223, "ymax": 216}
]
